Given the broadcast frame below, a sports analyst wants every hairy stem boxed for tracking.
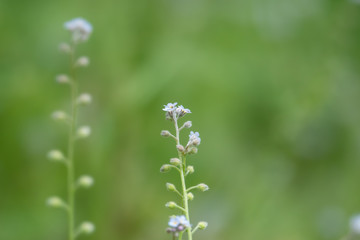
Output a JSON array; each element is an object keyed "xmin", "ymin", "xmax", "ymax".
[{"xmin": 174, "ymin": 117, "xmax": 192, "ymax": 240}]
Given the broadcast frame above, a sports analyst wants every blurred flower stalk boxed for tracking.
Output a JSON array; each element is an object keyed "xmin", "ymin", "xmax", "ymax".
[
  {"xmin": 160, "ymin": 103, "xmax": 208, "ymax": 240},
  {"xmin": 47, "ymin": 18, "xmax": 95, "ymax": 240}
]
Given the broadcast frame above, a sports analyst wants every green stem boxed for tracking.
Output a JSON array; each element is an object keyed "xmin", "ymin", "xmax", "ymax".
[
  {"xmin": 174, "ymin": 117, "xmax": 192, "ymax": 240},
  {"xmin": 67, "ymin": 43, "xmax": 78, "ymax": 240}
]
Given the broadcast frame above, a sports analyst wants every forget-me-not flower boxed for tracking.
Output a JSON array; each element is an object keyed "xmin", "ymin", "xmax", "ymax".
[{"xmin": 64, "ymin": 18, "xmax": 93, "ymax": 43}]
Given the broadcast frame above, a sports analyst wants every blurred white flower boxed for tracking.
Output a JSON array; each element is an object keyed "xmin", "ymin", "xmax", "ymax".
[
  {"xmin": 52, "ymin": 111, "xmax": 68, "ymax": 121},
  {"xmin": 78, "ymin": 175, "xmax": 94, "ymax": 188},
  {"xmin": 64, "ymin": 18, "xmax": 92, "ymax": 43},
  {"xmin": 77, "ymin": 126, "xmax": 91, "ymax": 138},
  {"xmin": 79, "ymin": 222, "xmax": 95, "ymax": 234},
  {"xmin": 77, "ymin": 93, "xmax": 92, "ymax": 105},
  {"xmin": 47, "ymin": 150, "xmax": 65, "ymax": 161},
  {"xmin": 76, "ymin": 56, "xmax": 90, "ymax": 67},
  {"xmin": 47, "ymin": 196, "xmax": 64, "ymax": 208},
  {"xmin": 56, "ymin": 74, "xmax": 70, "ymax": 84},
  {"xmin": 351, "ymin": 215, "xmax": 360, "ymax": 234}
]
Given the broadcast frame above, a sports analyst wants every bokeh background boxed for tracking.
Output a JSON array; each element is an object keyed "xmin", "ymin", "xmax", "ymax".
[{"xmin": 1, "ymin": 0, "xmax": 360, "ymax": 239}]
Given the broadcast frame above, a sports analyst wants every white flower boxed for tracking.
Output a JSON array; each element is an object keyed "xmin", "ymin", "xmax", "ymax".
[
  {"xmin": 163, "ymin": 102, "xmax": 178, "ymax": 112},
  {"xmin": 351, "ymin": 215, "xmax": 360, "ymax": 234},
  {"xmin": 175, "ymin": 105, "xmax": 191, "ymax": 118},
  {"xmin": 47, "ymin": 150, "xmax": 65, "ymax": 161},
  {"xmin": 52, "ymin": 111, "xmax": 68, "ymax": 121},
  {"xmin": 177, "ymin": 215, "xmax": 190, "ymax": 227},
  {"xmin": 76, "ymin": 56, "xmax": 90, "ymax": 67},
  {"xmin": 188, "ymin": 131, "xmax": 201, "ymax": 146},
  {"xmin": 168, "ymin": 216, "xmax": 180, "ymax": 228},
  {"xmin": 79, "ymin": 222, "xmax": 95, "ymax": 234},
  {"xmin": 64, "ymin": 18, "xmax": 92, "ymax": 43},
  {"xmin": 77, "ymin": 126, "xmax": 91, "ymax": 138},
  {"xmin": 168, "ymin": 215, "xmax": 190, "ymax": 228},
  {"xmin": 77, "ymin": 93, "xmax": 92, "ymax": 105},
  {"xmin": 56, "ymin": 74, "xmax": 70, "ymax": 84},
  {"xmin": 78, "ymin": 175, "xmax": 94, "ymax": 188}
]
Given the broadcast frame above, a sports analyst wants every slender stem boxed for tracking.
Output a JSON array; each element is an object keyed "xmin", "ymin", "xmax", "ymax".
[
  {"xmin": 67, "ymin": 43, "xmax": 78, "ymax": 240},
  {"xmin": 191, "ymin": 224, "xmax": 200, "ymax": 235},
  {"xmin": 174, "ymin": 117, "xmax": 192, "ymax": 240},
  {"xmin": 186, "ymin": 186, "xmax": 198, "ymax": 192}
]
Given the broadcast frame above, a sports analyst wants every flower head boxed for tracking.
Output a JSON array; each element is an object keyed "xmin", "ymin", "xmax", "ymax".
[
  {"xmin": 175, "ymin": 105, "xmax": 191, "ymax": 118},
  {"xmin": 168, "ymin": 215, "xmax": 190, "ymax": 229},
  {"xmin": 162, "ymin": 102, "xmax": 191, "ymax": 120},
  {"xmin": 64, "ymin": 18, "xmax": 92, "ymax": 43},
  {"xmin": 168, "ymin": 216, "xmax": 180, "ymax": 228},
  {"xmin": 77, "ymin": 175, "xmax": 94, "ymax": 188},
  {"xmin": 79, "ymin": 221, "xmax": 95, "ymax": 234},
  {"xmin": 77, "ymin": 126, "xmax": 91, "ymax": 138},
  {"xmin": 56, "ymin": 74, "xmax": 70, "ymax": 84},
  {"xmin": 77, "ymin": 93, "xmax": 92, "ymax": 105},
  {"xmin": 76, "ymin": 56, "xmax": 90, "ymax": 67},
  {"xmin": 52, "ymin": 111, "xmax": 68, "ymax": 121},
  {"xmin": 163, "ymin": 102, "xmax": 178, "ymax": 112}
]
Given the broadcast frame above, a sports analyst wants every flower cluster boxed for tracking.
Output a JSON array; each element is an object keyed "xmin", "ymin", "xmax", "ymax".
[
  {"xmin": 47, "ymin": 18, "xmax": 94, "ymax": 240},
  {"xmin": 64, "ymin": 18, "xmax": 93, "ymax": 43},
  {"xmin": 166, "ymin": 215, "xmax": 190, "ymax": 237},
  {"xmin": 160, "ymin": 102, "xmax": 208, "ymax": 240},
  {"xmin": 163, "ymin": 102, "xmax": 191, "ymax": 121}
]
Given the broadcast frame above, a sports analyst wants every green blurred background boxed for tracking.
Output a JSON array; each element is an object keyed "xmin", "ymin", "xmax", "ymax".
[{"xmin": 1, "ymin": 0, "xmax": 360, "ymax": 239}]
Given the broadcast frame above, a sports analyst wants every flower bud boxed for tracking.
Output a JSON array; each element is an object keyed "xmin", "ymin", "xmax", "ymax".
[
  {"xmin": 192, "ymin": 139, "xmax": 200, "ymax": 146},
  {"xmin": 56, "ymin": 74, "xmax": 70, "ymax": 84},
  {"xmin": 187, "ymin": 147, "xmax": 198, "ymax": 154},
  {"xmin": 77, "ymin": 175, "xmax": 94, "ymax": 188},
  {"xmin": 165, "ymin": 201, "xmax": 177, "ymax": 209},
  {"xmin": 76, "ymin": 56, "xmax": 90, "ymax": 67},
  {"xmin": 161, "ymin": 130, "xmax": 171, "ymax": 137},
  {"xmin": 77, "ymin": 126, "xmax": 91, "ymax": 138},
  {"xmin": 166, "ymin": 183, "xmax": 176, "ymax": 191},
  {"xmin": 187, "ymin": 166, "xmax": 194, "ymax": 174},
  {"xmin": 160, "ymin": 164, "xmax": 171, "ymax": 173},
  {"xmin": 46, "ymin": 196, "xmax": 65, "ymax": 208},
  {"xmin": 198, "ymin": 221, "xmax": 208, "ymax": 230},
  {"xmin": 197, "ymin": 183, "xmax": 209, "ymax": 192},
  {"xmin": 176, "ymin": 145, "xmax": 185, "ymax": 152},
  {"xmin": 47, "ymin": 150, "xmax": 65, "ymax": 162},
  {"xmin": 59, "ymin": 43, "xmax": 71, "ymax": 54},
  {"xmin": 170, "ymin": 158, "xmax": 181, "ymax": 166},
  {"xmin": 183, "ymin": 121, "xmax": 192, "ymax": 128},
  {"xmin": 77, "ymin": 93, "xmax": 92, "ymax": 105},
  {"xmin": 79, "ymin": 222, "xmax": 95, "ymax": 234},
  {"xmin": 187, "ymin": 192, "xmax": 194, "ymax": 201},
  {"xmin": 52, "ymin": 111, "xmax": 68, "ymax": 121}
]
